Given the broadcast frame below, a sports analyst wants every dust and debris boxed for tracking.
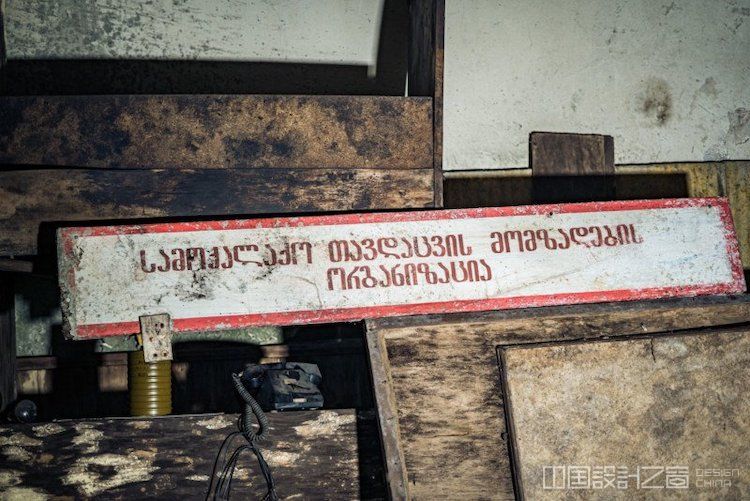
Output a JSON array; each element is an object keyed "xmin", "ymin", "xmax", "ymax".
[
  {"xmin": 32, "ymin": 423, "xmax": 65, "ymax": 437},
  {"xmin": 293, "ymin": 412, "xmax": 353, "ymax": 438},
  {"xmin": 129, "ymin": 420, "xmax": 151, "ymax": 430},
  {"xmin": 72, "ymin": 424, "xmax": 104, "ymax": 454},
  {"xmin": 728, "ymin": 108, "xmax": 750, "ymax": 145},
  {"xmin": 195, "ymin": 415, "xmax": 232, "ymax": 430},
  {"xmin": 63, "ymin": 453, "xmax": 159, "ymax": 497},
  {"xmin": 263, "ymin": 450, "xmax": 301, "ymax": 467},
  {"xmin": 187, "ymin": 474, "xmax": 210, "ymax": 482},
  {"xmin": 0, "ymin": 486, "xmax": 49, "ymax": 501},
  {"xmin": 0, "ymin": 469, "xmax": 23, "ymax": 488},
  {"xmin": 636, "ymin": 78, "xmax": 672, "ymax": 126},
  {"xmin": 0, "ymin": 433, "xmax": 42, "ymax": 447},
  {"xmin": 698, "ymin": 77, "xmax": 718, "ymax": 98},
  {"xmin": 2, "ymin": 445, "xmax": 33, "ymax": 462}
]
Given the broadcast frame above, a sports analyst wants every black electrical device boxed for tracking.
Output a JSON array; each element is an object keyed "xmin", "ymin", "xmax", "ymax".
[
  {"xmin": 241, "ymin": 362, "xmax": 324, "ymax": 412},
  {"xmin": 207, "ymin": 361, "xmax": 324, "ymax": 500}
]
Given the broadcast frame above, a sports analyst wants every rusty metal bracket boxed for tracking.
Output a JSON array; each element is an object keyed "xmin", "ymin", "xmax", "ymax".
[{"xmin": 140, "ymin": 313, "xmax": 173, "ymax": 363}]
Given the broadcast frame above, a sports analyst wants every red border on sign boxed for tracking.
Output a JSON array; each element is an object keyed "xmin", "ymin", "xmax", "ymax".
[{"xmin": 59, "ymin": 198, "xmax": 747, "ymax": 339}]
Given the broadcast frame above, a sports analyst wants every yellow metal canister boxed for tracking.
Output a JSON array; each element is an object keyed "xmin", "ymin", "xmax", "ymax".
[{"xmin": 128, "ymin": 350, "xmax": 172, "ymax": 416}]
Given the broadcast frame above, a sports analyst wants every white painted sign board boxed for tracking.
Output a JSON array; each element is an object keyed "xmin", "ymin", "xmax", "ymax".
[{"xmin": 58, "ymin": 198, "xmax": 745, "ymax": 339}]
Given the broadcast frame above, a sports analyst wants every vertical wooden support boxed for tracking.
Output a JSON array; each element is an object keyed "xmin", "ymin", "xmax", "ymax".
[
  {"xmin": 408, "ymin": 0, "xmax": 445, "ymax": 208},
  {"xmin": 0, "ymin": 0, "xmax": 6, "ymax": 71},
  {"xmin": 0, "ymin": 275, "xmax": 16, "ymax": 413},
  {"xmin": 366, "ymin": 327, "xmax": 409, "ymax": 500},
  {"xmin": 530, "ymin": 131, "xmax": 616, "ymax": 202}
]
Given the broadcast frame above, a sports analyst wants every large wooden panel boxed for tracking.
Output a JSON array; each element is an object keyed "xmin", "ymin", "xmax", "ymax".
[
  {"xmin": 502, "ymin": 327, "xmax": 750, "ymax": 499},
  {"xmin": 0, "ymin": 167, "xmax": 434, "ymax": 256},
  {"xmin": 4, "ymin": 0, "xmax": 381, "ymax": 66},
  {"xmin": 0, "ymin": 409, "xmax": 384, "ymax": 499},
  {"xmin": 365, "ymin": 295, "xmax": 750, "ymax": 499},
  {"xmin": 0, "ymin": 95, "xmax": 433, "ymax": 170}
]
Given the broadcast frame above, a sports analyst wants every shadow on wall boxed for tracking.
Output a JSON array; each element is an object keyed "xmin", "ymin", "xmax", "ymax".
[{"xmin": 0, "ymin": 0, "xmax": 408, "ymax": 96}]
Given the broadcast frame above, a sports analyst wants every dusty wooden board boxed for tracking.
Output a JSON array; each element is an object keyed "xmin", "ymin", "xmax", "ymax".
[
  {"xmin": 530, "ymin": 132, "xmax": 615, "ymax": 176},
  {"xmin": 501, "ymin": 327, "xmax": 750, "ymax": 500},
  {"xmin": 4, "ymin": 0, "xmax": 381, "ymax": 65},
  {"xmin": 0, "ymin": 167, "xmax": 434, "ymax": 256},
  {"xmin": 365, "ymin": 294, "xmax": 750, "ymax": 499},
  {"xmin": 0, "ymin": 409, "xmax": 384, "ymax": 499},
  {"xmin": 0, "ymin": 95, "xmax": 432, "ymax": 170},
  {"xmin": 58, "ymin": 198, "xmax": 744, "ymax": 339}
]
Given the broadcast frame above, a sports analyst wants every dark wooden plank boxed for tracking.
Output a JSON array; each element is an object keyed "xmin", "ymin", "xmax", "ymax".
[
  {"xmin": 0, "ymin": 276, "xmax": 16, "ymax": 414},
  {"xmin": 366, "ymin": 294, "xmax": 750, "ymax": 334},
  {"xmin": 408, "ymin": 0, "xmax": 444, "ymax": 207},
  {"xmin": 0, "ymin": 95, "xmax": 433, "ymax": 170},
  {"xmin": 365, "ymin": 294, "xmax": 750, "ymax": 499},
  {"xmin": 0, "ymin": 258, "xmax": 32, "ymax": 273},
  {"xmin": 366, "ymin": 328, "xmax": 408, "ymax": 500},
  {"xmin": 0, "ymin": 410, "xmax": 384, "ymax": 499},
  {"xmin": 0, "ymin": 167, "xmax": 434, "ymax": 256},
  {"xmin": 531, "ymin": 131, "xmax": 616, "ymax": 203},
  {"xmin": 530, "ymin": 132, "xmax": 614, "ymax": 176},
  {"xmin": 0, "ymin": 0, "xmax": 6, "ymax": 71}
]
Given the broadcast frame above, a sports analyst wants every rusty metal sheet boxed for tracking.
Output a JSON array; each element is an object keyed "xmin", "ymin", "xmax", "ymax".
[
  {"xmin": 57, "ymin": 198, "xmax": 744, "ymax": 339},
  {"xmin": 501, "ymin": 327, "xmax": 750, "ymax": 499}
]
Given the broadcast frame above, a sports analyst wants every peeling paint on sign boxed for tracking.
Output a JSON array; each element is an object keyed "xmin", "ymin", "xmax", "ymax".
[{"xmin": 57, "ymin": 198, "xmax": 745, "ymax": 340}]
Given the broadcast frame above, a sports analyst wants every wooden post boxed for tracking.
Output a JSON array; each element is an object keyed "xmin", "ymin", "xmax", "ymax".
[
  {"xmin": 408, "ymin": 0, "xmax": 445, "ymax": 208},
  {"xmin": 0, "ymin": 274, "xmax": 16, "ymax": 413},
  {"xmin": 530, "ymin": 131, "xmax": 616, "ymax": 203}
]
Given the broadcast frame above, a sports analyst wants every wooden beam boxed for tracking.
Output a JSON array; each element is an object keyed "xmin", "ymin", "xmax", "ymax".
[
  {"xmin": 530, "ymin": 131, "xmax": 615, "ymax": 202},
  {"xmin": 0, "ymin": 95, "xmax": 433, "ymax": 170},
  {"xmin": 530, "ymin": 132, "xmax": 614, "ymax": 176},
  {"xmin": 0, "ymin": 275, "xmax": 16, "ymax": 414},
  {"xmin": 0, "ymin": 258, "xmax": 33, "ymax": 273},
  {"xmin": 0, "ymin": 167, "xmax": 434, "ymax": 256},
  {"xmin": 408, "ymin": 0, "xmax": 444, "ymax": 207},
  {"xmin": 0, "ymin": 0, "xmax": 6, "ymax": 71},
  {"xmin": 366, "ymin": 327, "xmax": 408, "ymax": 500},
  {"xmin": 0, "ymin": 410, "xmax": 385, "ymax": 499}
]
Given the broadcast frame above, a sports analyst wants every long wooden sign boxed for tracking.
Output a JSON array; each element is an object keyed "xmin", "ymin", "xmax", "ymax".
[{"xmin": 58, "ymin": 198, "xmax": 745, "ymax": 339}]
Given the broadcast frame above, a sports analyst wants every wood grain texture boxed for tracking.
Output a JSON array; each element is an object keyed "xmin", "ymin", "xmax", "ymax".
[
  {"xmin": 0, "ymin": 167, "xmax": 434, "ymax": 256},
  {"xmin": 366, "ymin": 328, "xmax": 408, "ymax": 500},
  {"xmin": 407, "ymin": 0, "xmax": 444, "ymax": 207},
  {"xmin": 0, "ymin": 410, "xmax": 384, "ymax": 499},
  {"xmin": 502, "ymin": 326, "xmax": 750, "ymax": 500},
  {"xmin": 366, "ymin": 295, "xmax": 750, "ymax": 499},
  {"xmin": 0, "ymin": 277, "xmax": 16, "ymax": 414},
  {"xmin": 530, "ymin": 132, "xmax": 614, "ymax": 176},
  {"xmin": 0, "ymin": 0, "xmax": 6, "ymax": 71},
  {"xmin": 0, "ymin": 95, "xmax": 433, "ymax": 170}
]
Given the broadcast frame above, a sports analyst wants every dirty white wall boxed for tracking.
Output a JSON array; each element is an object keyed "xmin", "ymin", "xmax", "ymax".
[
  {"xmin": 444, "ymin": 0, "xmax": 750, "ymax": 169},
  {"xmin": 5, "ymin": 0, "xmax": 749, "ymax": 169}
]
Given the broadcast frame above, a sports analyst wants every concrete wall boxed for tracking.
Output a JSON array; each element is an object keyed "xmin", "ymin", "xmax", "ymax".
[{"xmin": 444, "ymin": 0, "xmax": 750, "ymax": 169}]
